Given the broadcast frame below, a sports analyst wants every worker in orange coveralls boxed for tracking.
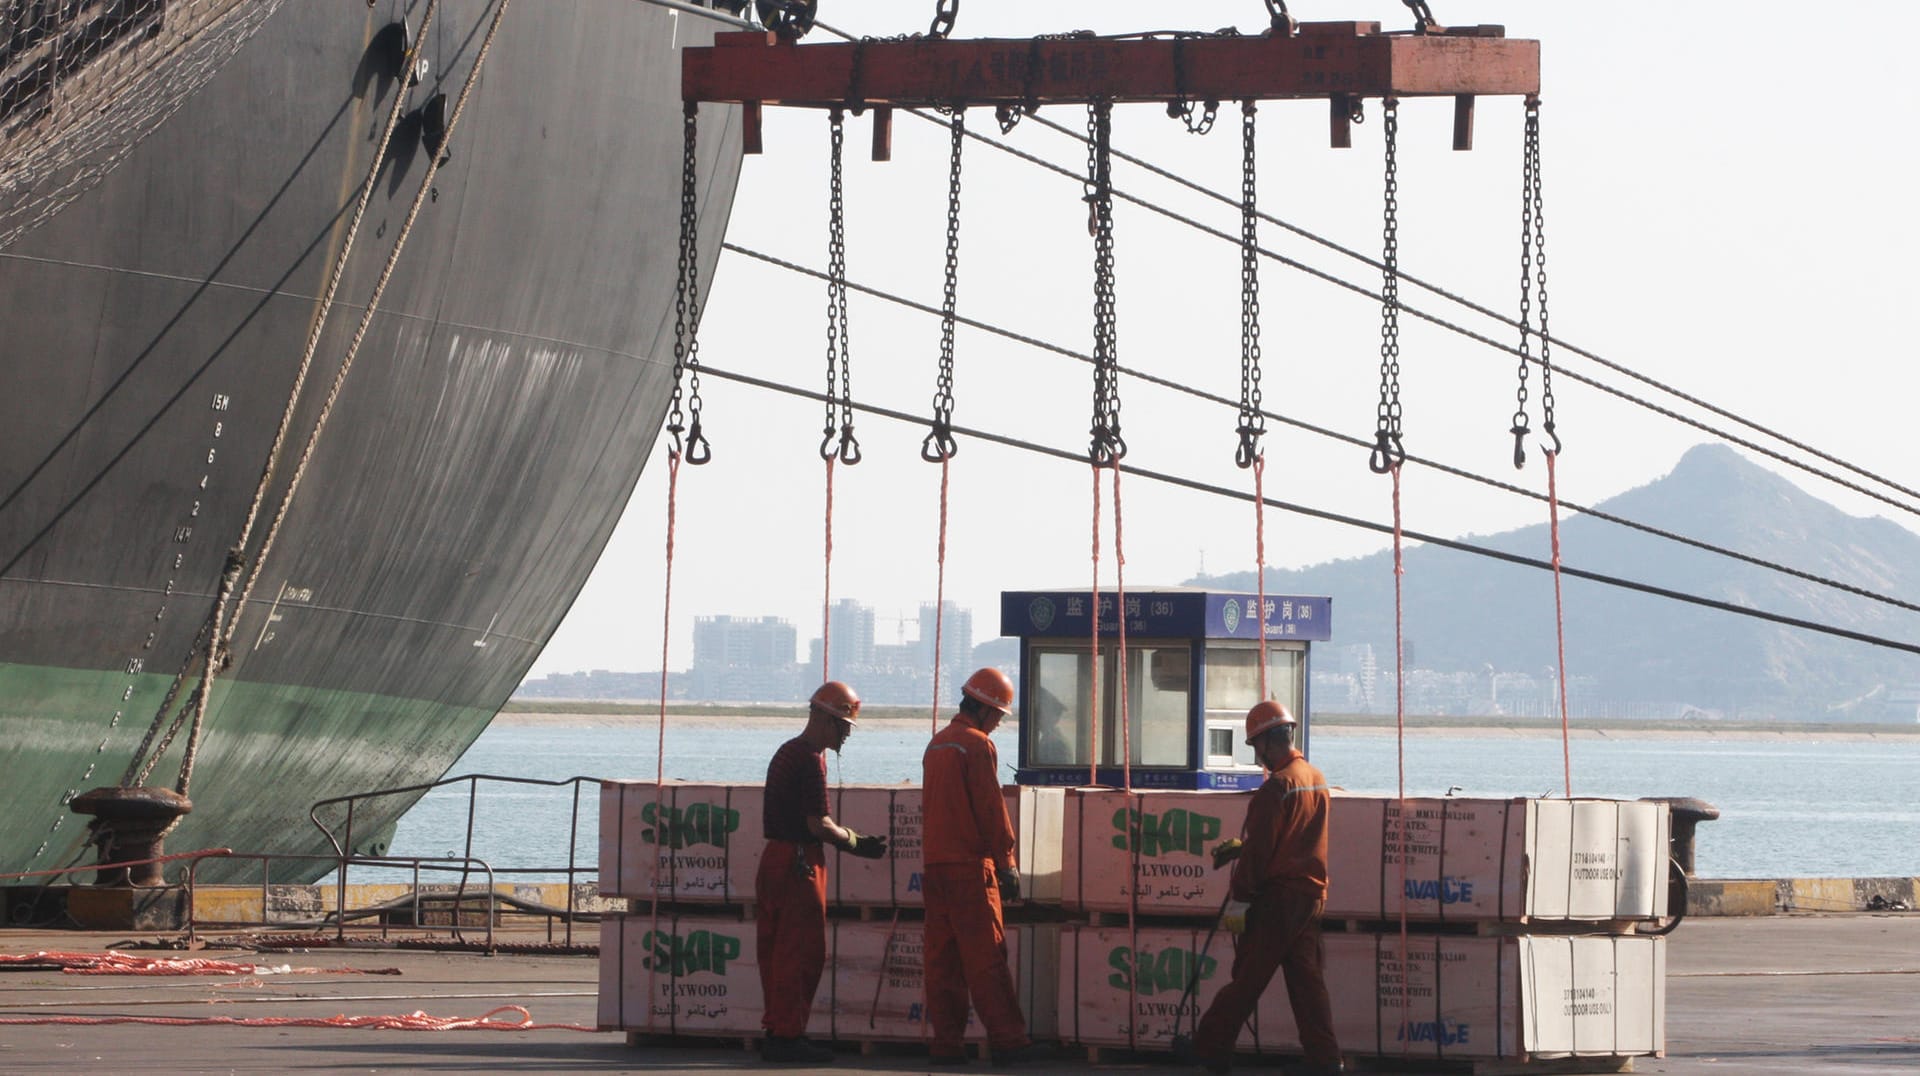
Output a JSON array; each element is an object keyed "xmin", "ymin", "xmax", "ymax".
[
  {"xmin": 920, "ymin": 667, "xmax": 1037, "ymax": 1066},
  {"xmin": 755, "ymin": 680, "xmax": 889, "ymax": 1064},
  {"xmin": 1193, "ymin": 701, "xmax": 1341, "ymax": 1076}
]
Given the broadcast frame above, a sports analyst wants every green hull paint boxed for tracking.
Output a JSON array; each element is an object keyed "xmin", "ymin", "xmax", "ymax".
[{"xmin": 0, "ymin": 663, "xmax": 493, "ymax": 884}]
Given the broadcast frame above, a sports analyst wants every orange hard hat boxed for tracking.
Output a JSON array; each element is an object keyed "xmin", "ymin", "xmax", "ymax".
[
  {"xmin": 1244, "ymin": 700, "xmax": 1296, "ymax": 745},
  {"xmin": 810, "ymin": 680, "xmax": 861, "ymax": 723},
  {"xmin": 961, "ymin": 667, "xmax": 1015, "ymax": 715}
]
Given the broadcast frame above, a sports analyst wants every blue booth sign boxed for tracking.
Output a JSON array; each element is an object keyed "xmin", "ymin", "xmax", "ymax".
[{"xmin": 1001, "ymin": 589, "xmax": 1331, "ymax": 642}]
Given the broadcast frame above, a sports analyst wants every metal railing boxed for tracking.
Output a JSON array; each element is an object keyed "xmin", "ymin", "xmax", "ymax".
[
  {"xmin": 308, "ymin": 773, "xmax": 606, "ymax": 947},
  {"xmin": 183, "ymin": 851, "xmax": 503, "ymax": 948}
]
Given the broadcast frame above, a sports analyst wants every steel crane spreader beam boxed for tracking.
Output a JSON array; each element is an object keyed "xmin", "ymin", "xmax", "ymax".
[{"xmin": 683, "ymin": 22, "xmax": 1540, "ymax": 155}]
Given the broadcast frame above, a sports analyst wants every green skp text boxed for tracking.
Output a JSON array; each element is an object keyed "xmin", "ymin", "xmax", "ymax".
[
  {"xmin": 1111, "ymin": 805, "xmax": 1223, "ymax": 857},
  {"xmin": 640, "ymin": 800, "xmax": 741, "ymax": 851}
]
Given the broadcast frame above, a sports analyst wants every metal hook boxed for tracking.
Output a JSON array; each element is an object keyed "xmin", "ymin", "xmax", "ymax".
[
  {"xmin": 837, "ymin": 428, "xmax": 862, "ymax": 465},
  {"xmin": 1542, "ymin": 420, "xmax": 1562, "ymax": 456},
  {"xmin": 684, "ymin": 419, "xmax": 711, "ymax": 465},
  {"xmin": 1510, "ymin": 417, "xmax": 1530, "ymax": 470},
  {"xmin": 1368, "ymin": 430, "xmax": 1405, "ymax": 474},
  {"xmin": 1234, "ymin": 427, "xmax": 1262, "ymax": 470},
  {"xmin": 920, "ymin": 426, "xmax": 959, "ymax": 463}
]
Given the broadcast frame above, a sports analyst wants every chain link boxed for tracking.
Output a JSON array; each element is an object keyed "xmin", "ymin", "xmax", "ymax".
[
  {"xmin": 822, "ymin": 108, "xmax": 860, "ymax": 464},
  {"xmin": 1236, "ymin": 99, "xmax": 1265, "ymax": 468},
  {"xmin": 1264, "ymin": 0, "xmax": 1293, "ymax": 32},
  {"xmin": 1510, "ymin": 97, "xmax": 1536, "ymax": 469},
  {"xmin": 669, "ymin": 103, "xmax": 710, "ymax": 464},
  {"xmin": 1086, "ymin": 99, "xmax": 1124, "ymax": 464},
  {"xmin": 928, "ymin": 0, "xmax": 959, "ymax": 39},
  {"xmin": 1530, "ymin": 97, "xmax": 1559, "ymax": 455},
  {"xmin": 1370, "ymin": 98, "xmax": 1406, "ymax": 474},
  {"xmin": 1167, "ymin": 37, "xmax": 1218, "ymax": 135},
  {"xmin": 922, "ymin": 109, "xmax": 964, "ymax": 462}
]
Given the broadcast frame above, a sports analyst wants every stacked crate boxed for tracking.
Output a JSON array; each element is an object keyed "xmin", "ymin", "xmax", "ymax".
[
  {"xmin": 596, "ymin": 780, "xmax": 1063, "ymax": 1047},
  {"xmin": 1055, "ymin": 789, "xmax": 1670, "ymax": 1069},
  {"xmin": 597, "ymin": 781, "xmax": 1672, "ymax": 1069}
]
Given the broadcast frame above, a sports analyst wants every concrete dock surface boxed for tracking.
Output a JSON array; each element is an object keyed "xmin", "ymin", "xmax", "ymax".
[{"xmin": 1, "ymin": 916, "xmax": 1915, "ymax": 1074}]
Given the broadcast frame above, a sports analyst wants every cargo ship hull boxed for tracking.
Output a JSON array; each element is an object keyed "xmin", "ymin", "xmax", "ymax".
[{"xmin": 0, "ymin": 0, "xmax": 741, "ymax": 881}]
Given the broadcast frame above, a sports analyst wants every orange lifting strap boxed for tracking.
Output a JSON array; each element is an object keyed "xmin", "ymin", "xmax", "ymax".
[{"xmin": 683, "ymin": 22, "xmax": 1539, "ymax": 156}]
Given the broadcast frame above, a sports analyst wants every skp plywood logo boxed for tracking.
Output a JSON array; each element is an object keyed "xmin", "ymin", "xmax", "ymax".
[
  {"xmin": 641, "ymin": 928, "xmax": 743, "ymax": 976},
  {"xmin": 1107, "ymin": 944, "xmax": 1218, "ymax": 995},
  {"xmin": 1111, "ymin": 805, "xmax": 1223, "ymax": 856},
  {"xmin": 640, "ymin": 801, "xmax": 740, "ymax": 850}
]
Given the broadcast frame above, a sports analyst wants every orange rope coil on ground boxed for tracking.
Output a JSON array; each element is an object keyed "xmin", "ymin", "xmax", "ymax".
[{"xmin": 0, "ymin": 1004, "xmax": 595, "ymax": 1032}]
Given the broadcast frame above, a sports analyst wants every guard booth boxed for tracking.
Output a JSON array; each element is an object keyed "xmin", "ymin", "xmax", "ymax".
[{"xmin": 1001, "ymin": 588, "xmax": 1332, "ymax": 791}]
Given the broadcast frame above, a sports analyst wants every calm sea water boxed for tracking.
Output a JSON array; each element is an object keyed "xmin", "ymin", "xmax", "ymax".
[{"xmin": 378, "ymin": 722, "xmax": 1920, "ymax": 883}]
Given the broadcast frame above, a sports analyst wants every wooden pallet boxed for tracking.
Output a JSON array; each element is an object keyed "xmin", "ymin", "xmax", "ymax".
[{"xmin": 1348, "ymin": 1054, "xmax": 1636, "ymax": 1075}]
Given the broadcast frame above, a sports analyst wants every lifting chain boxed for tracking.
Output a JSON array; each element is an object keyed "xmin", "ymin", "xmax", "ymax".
[
  {"xmin": 1369, "ymin": 98, "xmax": 1406, "ymax": 474},
  {"xmin": 927, "ymin": 0, "xmax": 959, "ymax": 40},
  {"xmin": 995, "ymin": 37, "xmax": 1044, "ymax": 134},
  {"xmin": 922, "ymin": 109, "xmax": 964, "ymax": 462},
  {"xmin": 822, "ymin": 108, "xmax": 860, "ymax": 464},
  {"xmin": 1235, "ymin": 100, "xmax": 1266, "ymax": 468},
  {"xmin": 1167, "ymin": 36, "xmax": 1218, "ymax": 135},
  {"xmin": 669, "ymin": 103, "xmax": 710, "ymax": 464},
  {"xmin": 1403, "ymin": 0, "xmax": 1438, "ymax": 33},
  {"xmin": 1086, "ymin": 99, "xmax": 1124, "ymax": 465},
  {"xmin": 1510, "ymin": 95, "xmax": 1559, "ymax": 466},
  {"xmin": 1530, "ymin": 97, "xmax": 1559, "ymax": 456}
]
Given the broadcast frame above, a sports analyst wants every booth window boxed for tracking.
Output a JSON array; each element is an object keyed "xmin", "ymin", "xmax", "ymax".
[
  {"xmin": 1202, "ymin": 643, "xmax": 1305, "ymax": 768},
  {"xmin": 1025, "ymin": 641, "xmax": 1191, "ymax": 768}
]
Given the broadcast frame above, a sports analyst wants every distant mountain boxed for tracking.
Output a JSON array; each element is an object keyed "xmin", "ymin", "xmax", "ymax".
[{"xmin": 1202, "ymin": 444, "xmax": 1920, "ymax": 721}]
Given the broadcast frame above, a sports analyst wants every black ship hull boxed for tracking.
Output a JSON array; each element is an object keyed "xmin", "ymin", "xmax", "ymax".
[{"xmin": 0, "ymin": 0, "xmax": 741, "ymax": 881}]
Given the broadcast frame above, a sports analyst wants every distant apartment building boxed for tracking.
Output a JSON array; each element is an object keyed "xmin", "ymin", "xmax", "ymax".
[
  {"xmin": 690, "ymin": 615, "xmax": 803, "ymax": 702},
  {"xmin": 825, "ymin": 598, "xmax": 876, "ymax": 669}
]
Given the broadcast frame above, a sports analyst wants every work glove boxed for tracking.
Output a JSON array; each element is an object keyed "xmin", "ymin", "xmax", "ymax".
[
  {"xmin": 1210, "ymin": 838, "xmax": 1244, "ymax": 870},
  {"xmin": 841, "ymin": 828, "xmax": 889, "ymax": 860},
  {"xmin": 1221, "ymin": 899, "xmax": 1250, "ymax": 935},
  {"xmin": 995, "ymin": 866, "xmax": 1022, "ymax": 902}
]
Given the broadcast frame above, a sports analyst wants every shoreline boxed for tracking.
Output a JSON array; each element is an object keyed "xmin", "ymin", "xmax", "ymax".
[{"xmin": 494, "ymin": 705, "xmax": 1920, "ymax": 742}]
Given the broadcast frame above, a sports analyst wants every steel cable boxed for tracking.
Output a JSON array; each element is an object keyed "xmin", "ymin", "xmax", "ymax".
[
  {"xmin": 1014, "ymin": 111, "xmax": 1920, "ymax": 510},
  {"xmin": 687, "ymin": 362, "xmax": 1920, "ymax": 658},
  {"xmin": 721, "ymin": 241, "xmax": 1920, "ymax": 621}
]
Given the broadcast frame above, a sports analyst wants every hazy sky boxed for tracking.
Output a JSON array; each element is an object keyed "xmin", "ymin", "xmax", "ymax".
[{"xmin": 529, "ymin": 0, "xmax": 1920, "ymax": 678}]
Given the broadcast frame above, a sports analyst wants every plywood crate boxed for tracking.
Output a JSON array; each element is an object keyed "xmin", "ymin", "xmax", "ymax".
[
  {"xmin": 1328, "ymin": 797, "xmax": 1670, "ymax": 922},
  {"xmin": 808, "ymin": 921, "xmax": 1058, "ymax": 1043},
  {"xmin": 831, "ymin": 786, "xmax": 1065, "ymax": 908},
  {"xmin": 1056, "ymin": 923, "xmax": 1288, "ymax": 1054},
  {"xmin": 1058, "ymin": 925, "xmax": 1665, "ymax": 1063},
  {"xmin": 600, "ymin": 913, "xmax": 1059, "ymax": 1043},
  {"xmin": 1064, "ymin": 789, "xmax": 1669, "ymax": 924},
  {"xmin": 599, "ymin": 912, "xmax": 761, "ymax": 1035},
  {"xmin": 602, "ymin": 781, "xmax": 1064, "ymax": 908},
  {"xmin": 1061, "ymin": 789, "xmax": 1249, "ymax": 918},
  {"xmin": 1523, "ymin": 799, "xmax": 1671, "ymax": 921},
  {"xmin": 598, "ymin": 781, "xmax": 761, "ymax": 902}
]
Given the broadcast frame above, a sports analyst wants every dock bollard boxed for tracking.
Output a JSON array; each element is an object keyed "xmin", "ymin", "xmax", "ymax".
[{"xmin": 1639, "ymin": 796, "xmax": 1720, "ymax": 876}]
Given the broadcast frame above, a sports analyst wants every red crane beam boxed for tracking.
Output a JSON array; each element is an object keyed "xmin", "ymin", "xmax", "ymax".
[
  {"xmin": 683, "ymin": 23, "xmax": 1538, "ymax": 108},
  {"xmin": 685, "ymin": 23, "xmax": 1537, "ymax": 154}
]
